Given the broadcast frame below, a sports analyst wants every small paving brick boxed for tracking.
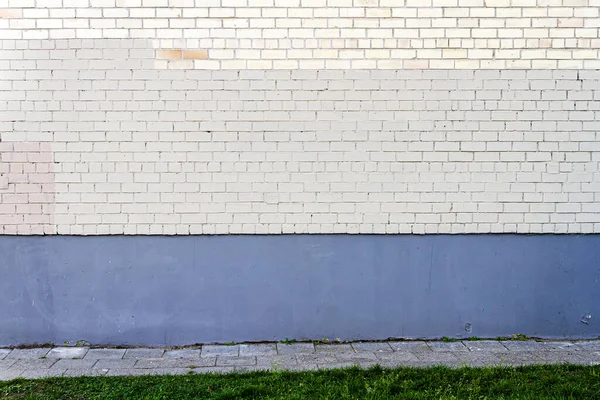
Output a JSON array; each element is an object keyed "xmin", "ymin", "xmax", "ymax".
[
  {"xmin": 240, "ymin": 344, "xmax": 277, "ymax": 356},
  {"xmin": 63, "ymin": 368, "xmax": 108, "ymax": 377},
  {"xmin": 375, "ymin": 352, "xmax": 420, "ymax": 364},
  {"xmin": 135, "ymin": 357, "xmax": 215, "ymax": 369},
  {"xmin": 352, "ymin": 342, "xmax": 393, "ymax": 353},
  {"xmin": 0, "ymin": 349, "xmax": 11, "ymax": 360},
  {"xmin": 216, "ymin": 356, "xmax": 257, "ymax": 366},
  {"xmin": 277, "ymin": 343, "xmax": 315, "ymax": 355},
  {"xmin": 163, "ymin": 349, "xmax": 200, "ymax": 358},
  {"xmin": 107, "ymin": 368, "xmax": 190, "ymax": 377},
  {"xmin": 93, "ymin": 359, "xmax": 137, "ymax": 370},
  {"xmin": 192, "ymin": 366, "xmax": 234, "ymax": 374},
  {"xmin": 388, "ymin": 341, "xmax": 431, "ymax": 352},
  {"xmin": 124, "ymin": 348, "xmax": 165, "ymax": 359},
  {"xmin": 84, "ymin": 349, "xmax": 126, "ymax": 360},
  {"xmin": 315, "ymin": 344, "xmax": 354, "ymax": 353},
  {"xmin": 20, "ymin": 369, "xmax": 66, "ymax": 379},
  {"xmin": 0, "ymin": 369, "xmax": 25, "ymax": 381},
  {"xmin": 201, "ymin": 345, "xmax": 239, "ymax": 358},
  {"xmin": 427, "ymin": 341, "xmax": 468, "ymax": 352},
  {"xmin": 51, "ymin": 359, "xmax": 98, "ymax": 370},
  {"xmin": 500, "ymin": 341, "xmax": 546, "ymax": 351},
  {"xmin": 462, "ymin": 340, "xmax": 507, "ymax": 352},
  {"xmin": 46, "ymin": 347, "xmax": 89, "ymax": 359},
  {"xmin": 6, "ymin": 348, "xmax": 50, "ymax": 359},
  {"xmin": 12, "ymin": 359, "xmax": 57, "ymax": 369},
  {"xmin": 414, "ymin": 351, "xmax": 460, "ymax": 363}
]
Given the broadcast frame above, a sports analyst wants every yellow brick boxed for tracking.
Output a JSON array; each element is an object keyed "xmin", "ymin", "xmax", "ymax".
[
  {"xmin": 156, "ymin": 50, "xmax": 182, "ymax": 60},
  {"xmin": 182, "ymin": 50, "xmax": 209, "ymax": 60}
]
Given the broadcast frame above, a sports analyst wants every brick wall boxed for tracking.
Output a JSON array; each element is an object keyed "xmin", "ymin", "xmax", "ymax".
[{"xmin": 1, "ymin": 0, "xmax": 599, "ymax": 234}]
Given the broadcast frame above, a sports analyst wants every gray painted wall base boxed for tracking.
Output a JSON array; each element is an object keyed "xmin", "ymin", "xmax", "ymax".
[{"xmin": 1, "ymin": 235, "xmax": 599, "ymax": 346}]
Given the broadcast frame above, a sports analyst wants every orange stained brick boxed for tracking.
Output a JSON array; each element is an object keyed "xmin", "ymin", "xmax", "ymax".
[
  {"xmin": 0, "ymin": 9, "xmax": 22, "ymax": 18},
  {"xmin": 182, "ymin": 50, "xmax": 209, "ymax": 60},
  {"xmin": 156, "ymin": 50, "xmax": 182, "ymax": 60}
]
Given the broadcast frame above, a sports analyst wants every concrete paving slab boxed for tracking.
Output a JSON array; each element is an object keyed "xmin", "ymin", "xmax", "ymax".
[
  {"xmin": 352, "ymin": 342, "xmax": 393, "ymax": 352},
  {"xmin": 216, "ymin": 356, "xmax": 257, "ymax": 366},
  {"xmin": 462, "ymin": 340, "xmax": 508, "ymax": 352},
  {"xmin": 19, "ymin": 369, "xmax": 66, "ymax": 379},
  {"xmin": 0, "ymin": 369, "xmax": 25, "ymax": 381},
  {"xmin": 192, "ymin": 366, "xmax": 234, "ymax": 374},
  {"xmin": 106, "ymin": 368, "xmax": 190, "ymax": 377},
  {"xmin": 84, "ymin": 349, "xmax": 126, "ymax": 360},
  {"xmin": 163, "ymin": 349, "xmax": 200, "ymax": 358},
  {"xmin": 201, "ymin": 345, "xmax": 239, "ymax": 358},
  {"xmin": 124, "ymin": 348, "xmax": 165, "ymax": 359},
  {"xmin": 93, "ymin": 359, "xmax": 137, "ymax": 370},
  {"xmin": 500, "ymin": 341, "xmax": 546, "ymax": 351},
  {"xmin": 135, "ymin": 357, "xmax": 215, "ymax": 369},
  {"xmin": 495, "ymin": 351, "xmax": 550, "ymax": 366},
  {"xmin": 0, "ymin": 349, "xmax": 11, "ymax": 360},
  {"xmin": 538, "ymin": 341, "xmax": 578, "ymax": 350},
  {"xmin": 47, "ymin": 347, "xmax": 89, "ymax": 359},
  {"xmin": 256, "ymin": 355, "xmax": 298, "ymax": 369},
  {"xmin": 315, "ymin": 344, "xmax": 354, "ymax": 353},
  {"xmin": 51, "ymin": 359, "xmax": 98, "ymax": 370},
  {"xmin": 0, "ymin": 360, "xmax": 16, "ymax": 369},
  {"xmin": 388, "ymin": 341, "xmax": 431, "ymax": 352},
  {"xmin": 573, "ymin": 341, "xmax": 600, "ymax": 351},
  {"xmin": 336, "ymin": 352, "xmax": 378, "ymax": 363},
  {"xmin": 6, "ymin": 349, "xmax": 50, "ymax": 359},
  {"xmin": 454, "ymin": 352, "xmax": 503, "ymax": 367},
  {"xmin": 11, "ymin": 359, "xmax": 57, "ymax": 369},
  {"xmin": 375, "ymin": 352, "xmax": 420, "ymax": 364},
  {"xmin": 427, "ymin": 341, "xmax": 469, "ymax": 352},
  {"xmin": 296, "ymin": 354, "xmax": 338, "ymax": 364},
  {"xmin": 276, "ymin": 343, "xmax": 315, "ymax": 355},
  {"xmin": 63, "ymin": 368, "xmax": 108, "ymax": 377},
  {"xmin": 240, "ymin": 344, "xmax": 277, "ymax": 356},
  {"xmin": 414, "ymin": 351, "xmax": 460, "ymax": 363}
]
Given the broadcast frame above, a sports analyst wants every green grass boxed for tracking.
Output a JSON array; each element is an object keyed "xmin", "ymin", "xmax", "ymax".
[{"xmin": 1, "ymin": 365, "xmax": 599, "ymax": 399}]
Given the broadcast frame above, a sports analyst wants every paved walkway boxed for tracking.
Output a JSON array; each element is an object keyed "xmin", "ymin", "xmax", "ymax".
[{"xmin": 1, "ymin": 340, "xmax": 599, "ymax": 380}]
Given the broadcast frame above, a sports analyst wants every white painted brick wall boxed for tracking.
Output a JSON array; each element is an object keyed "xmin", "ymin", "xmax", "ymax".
[{"xmin": 0, "ymin": 2, "xmax": 599, "ymax": 234}]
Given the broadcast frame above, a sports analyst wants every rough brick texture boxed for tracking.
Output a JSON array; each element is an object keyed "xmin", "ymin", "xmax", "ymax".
[{"xmin": 0, "ymin": 1, "xmax": 599, "ymax": 234}]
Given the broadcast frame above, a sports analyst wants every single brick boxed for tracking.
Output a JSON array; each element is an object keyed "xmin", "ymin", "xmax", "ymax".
[
  {"xmin": 156, "ymin": 50, "xmax": 182, "ymax": 60},
  {"xmin": 182, "ymin": 50, "xmax": 209, "ymax": 60}
]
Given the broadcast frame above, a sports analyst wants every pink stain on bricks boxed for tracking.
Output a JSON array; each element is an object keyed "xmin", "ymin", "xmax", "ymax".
[
  {"xmin": 157, "ymin": 50, "xmax": 208, "ymax": 60},
  {"xmin": 0, "ymin": 142, "xmax": 55, "ymax": 235},
  {"xmin": 0, "ymin": 9, "xmax": 22, "ymax": 18}
]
